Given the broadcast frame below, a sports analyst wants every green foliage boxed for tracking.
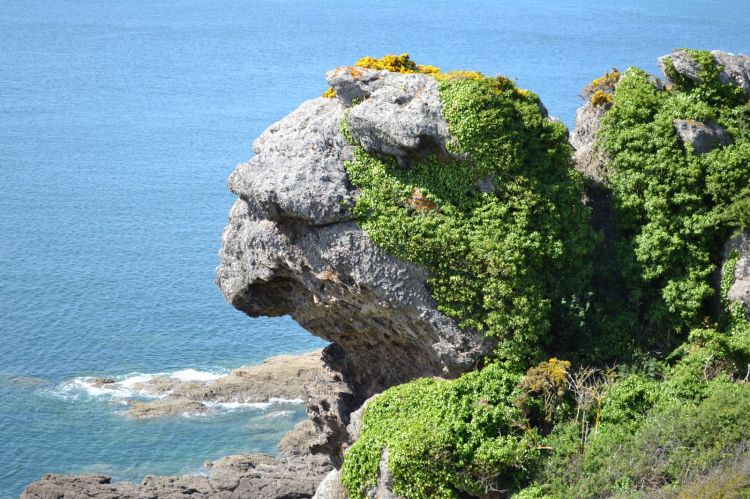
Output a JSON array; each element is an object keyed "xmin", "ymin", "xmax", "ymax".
[
  {"xmin": 598, "ymin": 56, "xmax": 750, "ymax": 336},
  {"xmin": 344, "ymin": 69, "xmax": 594, "ymax": 366},
  {"xmin": 530, "ymin": 379, "xmax": 750, "ymax": 498},
  {"xmin": 341, "ymin": 363, "xmax": 540, "ymax": 498},
  {"xmin": 339, "ymin": 51, "xmax": 750, "ymax": 498},
  {"xmin": 662, "ymin": 49, "xmax": 748, "ymax": 107}
]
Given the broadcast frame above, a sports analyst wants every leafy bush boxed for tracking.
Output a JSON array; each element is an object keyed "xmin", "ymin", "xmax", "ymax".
[
  {"xmin": 341, "ymin": 363, "xmax": 539, "ymax": 498},
  {"xmin": 530, "ymin": 380, "xmax": 750, "ymax": 498},
  {"xmin": 338, "ymin": 51, "xmax": 750, "ymax": 498},
  {"xmin": 598, "ymin": 51, "xmax": 750, "ymax": 336}
]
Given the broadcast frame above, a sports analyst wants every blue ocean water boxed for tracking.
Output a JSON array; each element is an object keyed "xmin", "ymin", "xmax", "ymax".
[{"xmin": 1, "ymin": 0, "xmax": 748, "ymax": 496}]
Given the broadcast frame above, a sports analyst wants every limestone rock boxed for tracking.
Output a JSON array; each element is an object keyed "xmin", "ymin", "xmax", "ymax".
[
  {"xmin": 123, "ymin": 350, "xmax": 324, "ymax": 417},
  {"xmin": 278, "ymin": 419, "xmax": 322, "ymax": 457},
  {"xmin": 659, "ymin": 49, "xmax": 703, "ymax": 83},
  {"xmin": 673, "ymin": 119, "xmax": 732, "ymax": 155},
  {"xmin": 328, "ymin": 68, "xmax": 452, "ymax": 162},
  {"xmin": 570, "ymin": 102, "xmax": 608, "ymax": 186},
  {"xmin": 227, "ymin": 98, "xmax": 355, "ymax": 226},
  {"xmin": 712, "ymin": 50, "xmax": 750, "ymax": 95},
  {"xmin": 723, "ymin": 231, "xmax": 750, "ymax": 320},
  {"xmin": 659, "ymin": 49, "xmax": 750, "ymax": 97},
  {"xmin": 312, "ymin": 469, "xmax": 348, "ymax": 499},
  {"xmin": 365, "ymin": 449, "xmax": 398, "ymax": 499},
  {"xmin": 325, "ymin": 66, "xmax": 385, "ymax": 106},
  {"xmin": 217, "ymin": 74, "xmax": 492, "ymax": 426}
]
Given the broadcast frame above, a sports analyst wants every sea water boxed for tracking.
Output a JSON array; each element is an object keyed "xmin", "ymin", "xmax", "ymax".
[{"xmin": 1, "ymin": 0, "xmax": 748, "ymax": 496}]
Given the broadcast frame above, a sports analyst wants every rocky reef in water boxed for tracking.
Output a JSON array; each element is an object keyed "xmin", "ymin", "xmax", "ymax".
[{"xmin": 23, "ymin": 49, "xmax": 750, "ymax": 498}]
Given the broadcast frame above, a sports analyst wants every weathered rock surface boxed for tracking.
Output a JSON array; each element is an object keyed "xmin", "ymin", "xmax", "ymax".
[
  {"xmin": 278, "ymin": 419, "xmax": 322, "ymax": 457},
  {"xmin": 713, "ymin": 51, "xmax": 750, "ymax": 95},
  {"xmin": 124, "ymin": 350, "xmax": 324, "ymax": 417},
  {"xmin": 328, "ymin": 67, "xmax": 452, "ymax": 162},
  {"xmin": 659, "ymin": 49, "xmax": 750, "ymax": 97},
  {"xmin": 312, "ymin": 469, "xmax": 348, "ymax": 499},
  {"xmin": 673, "ymin": 118, "xmax": 732, "ymax": 155},
  {"xmin": 570, "ymin": 102, "xmax": 608, "ymax": 186},
  {"xmin": 23, "ymin": 453, "xmax": 333, "ymax": 499},
  {"xmin": 217, "ymin": 68, "xmax": 494, "ymax": 461},
  {"xmin": 723, "ymin": 231, "xmax": 750, "ymax": 320}
]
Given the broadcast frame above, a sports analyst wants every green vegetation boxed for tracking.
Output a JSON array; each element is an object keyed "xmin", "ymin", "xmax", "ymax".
[
  {"xmin": 599, "ymin": 50, "xmax": 750, "ymax": 336},
  {"xmin": 342, "ymin": 364, "xmax": 539, "ymax": 497},
  {"xmin": 336, "ymin": 53, "xmax": 750, "ymax": 498},
  {"xmin": 342, "ymin": 57, "xmax": 594, "ymax": 366}
]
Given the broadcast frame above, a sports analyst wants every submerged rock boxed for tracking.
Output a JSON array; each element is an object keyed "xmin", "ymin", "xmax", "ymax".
[{"xmin": 127, "ymin": 399, "xmax": 208, "ymax": 418}]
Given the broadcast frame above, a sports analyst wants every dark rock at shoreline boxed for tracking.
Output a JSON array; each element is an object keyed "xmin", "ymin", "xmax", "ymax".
[{"xmin": 23, "ymin": 453, "xmax": 332, "ymax": 499}]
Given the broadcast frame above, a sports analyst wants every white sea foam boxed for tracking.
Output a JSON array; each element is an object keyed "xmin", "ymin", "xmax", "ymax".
[
  {"xmin": 50, "ymin": 367, "xmax": 229, "ymax": 402},
  {"xmin": 204, "ymin": 398, "xmax": 304, "ymax": 413},
  {"xmin": 170, "ymin": 368, "xmax": 225, "ymax": 382}
]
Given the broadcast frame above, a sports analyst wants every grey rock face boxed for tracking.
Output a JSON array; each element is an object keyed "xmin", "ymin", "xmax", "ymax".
[
  {"xmin": 217, "ymin": 73, "xmax": 492, "ymax": 450},
  {"xmin": 659, "ymin": 49, "xmax": 703, "ymax": 83},
  {"xmin": 325, "ymin": 66, "xmax": 385, "ymax": 106},
  {"xmin": 328, "ymin": 69, "xmax": 452, "ymax": 162},
  {"xmin": 673, "ymin": 119, "xmax": 732, "ymax": 155},
  {"xmin": 218, "ymin": 68, "xmax": 494, "ymax": 466},
  {"xmin": 713, "ymin": 50, "xmax": 750, "ymax": 95},
  {"xmin": 312, "ymin": 469, "xmax": 348, "ymax": 499},
  {"xmin": 570, "ymin": 101, "xmax": 608, "ymax": 186},
  {"xmin": 659, "ymin": 49, "xmax": 750, "ymax": 97},
  {"xmin": 227, "ymin": 99, "xmax": 355, "ymax": 226},
  {"xmin": 278, "ymin": 419, "xmax": 322, "ymax": 458},
  {"xmin": 723, "ymin": 231, "xmax": 750, "ymax": 320}
]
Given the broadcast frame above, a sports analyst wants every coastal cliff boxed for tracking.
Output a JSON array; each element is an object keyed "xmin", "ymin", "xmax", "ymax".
[{"xmin": 23, "ymin": 50, "xmax": 750, "ymax": 498}]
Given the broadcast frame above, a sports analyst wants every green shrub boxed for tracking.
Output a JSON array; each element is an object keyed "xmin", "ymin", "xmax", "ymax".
[
  {"xmin": 344, "ymin": 64, "xmax": 594, "ymax": 366},
  {"xmin": 598, "ymin": 52, "xmax": 750, "ymax": 337},
  {"xmin": 341, "ymin": 363, "xmax": 540, "ymax": 498},
  {"xmin": 530, "ymin": 380, "xmax": 750, "ymax": 498}
]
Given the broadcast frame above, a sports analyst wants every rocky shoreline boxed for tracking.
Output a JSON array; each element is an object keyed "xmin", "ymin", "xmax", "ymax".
[
  {"xmin": 121, "ymin": 350, "xmax": 324, "ymax": 418},
  {"xmin": 22, "ymin": 349, "xmax": 342, "ymax": 499},
  {"xmin": 22, "ymin": 49, "xmax": 750, "ymax": 498}
]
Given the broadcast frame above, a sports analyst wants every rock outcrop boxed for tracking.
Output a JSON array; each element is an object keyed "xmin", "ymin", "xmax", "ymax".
[
  {"xmin": 23, "ymin": 351, "xmax": 333, "ymax": 499},
  {"xmin": 723, "ymin": 231, "xmax": 750, "ymax": 320},
  {"xmin": 673, "ymin": 118, "xmax": 732, "ymax": 155},
  {"xmin": 123, "ymin": 350, "xmax": 324, "ymax": 418},
  {"xmin": 29, "ymin": 51, "xmax": 750, "ymax": 498},
  {"xmin": 23, "ymin": 453, "xmax": 333, "ymax": 499},
  {"xmin": 570, "ymin": 102, "xmax": 608, "ymax": 187},
  {"xmin": 216, "ymin": 67, "xmax": 494, "ymax": 460},
  {"xmin": 659, "ymin": 49, "xmax": 750, "ymax": 96}
]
